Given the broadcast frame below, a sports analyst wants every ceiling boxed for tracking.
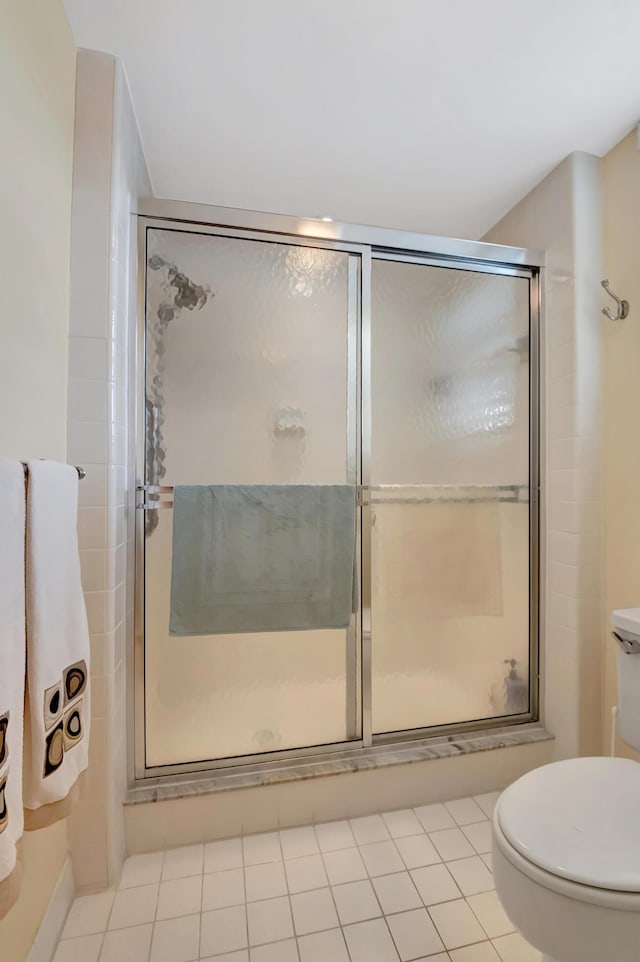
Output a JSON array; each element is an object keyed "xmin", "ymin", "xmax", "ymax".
[{"xmin": 64, "ymin": 0, "xmax": 640, "ymax": 239}]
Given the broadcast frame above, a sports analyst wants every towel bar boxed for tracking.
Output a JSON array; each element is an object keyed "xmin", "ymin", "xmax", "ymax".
[
  {"xmin": 135, "ymin": 482, "xmax": 530, "ymax": 510},
  {"xmin": 21, "ymin": 463, "xmax": 85, "ymax": 479}
]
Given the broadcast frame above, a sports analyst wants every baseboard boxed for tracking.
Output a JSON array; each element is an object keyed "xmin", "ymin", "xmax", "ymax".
[{"xmin": 26, "ymin": 859, "xmax": 74, "ymax": 962}]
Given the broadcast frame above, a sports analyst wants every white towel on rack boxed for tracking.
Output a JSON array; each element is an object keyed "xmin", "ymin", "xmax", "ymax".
[
  {"xmin": 22, "ymin": 461, "xmax": 90, "ymax": 828},
  {"xmin": 0, "ymin": 462, "xmax": 26, "ymax": 918}
]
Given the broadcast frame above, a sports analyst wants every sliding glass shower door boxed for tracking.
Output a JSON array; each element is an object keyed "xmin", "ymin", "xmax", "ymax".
[
  {"xmin": 135, "ymin": 211, "xmax": 539, "ymax": 778},
  {"xmin": 370, "ymin": 257, "xmax": 534, "ymax": 734},
  {"xmin": 140, "ymin": 225, "xmax": 362, "ymax": 770}
]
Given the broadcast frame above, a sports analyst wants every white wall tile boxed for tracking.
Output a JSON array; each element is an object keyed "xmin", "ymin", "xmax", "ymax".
[
  {"xmin": 68, "ymin": 378, "xmax": 108, "ymax": 422},
  {"xmin": 68, "ymin": 420, "xmax": 108, "ymax": 464},
  {"xmin": 70, "ymin": 292, "xmax": 109, "ymax": 338},
  {"xmin": 69, "ymin": 336, "xmax": 108, "ymax": 381}
]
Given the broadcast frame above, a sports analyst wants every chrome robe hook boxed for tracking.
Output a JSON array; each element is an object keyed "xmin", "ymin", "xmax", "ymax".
[{"xmin": 601, "ymin": 279, "xmax": 629, "ymax": 321}]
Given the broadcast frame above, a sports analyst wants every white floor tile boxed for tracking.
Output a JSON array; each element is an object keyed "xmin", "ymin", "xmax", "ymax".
[
  {"xmin": 467, "ymin": 891, "xmax": 515, "ymax": 939},
  {"xmin": 446, "ymin": 857, "xmax": 494, "ymax": 896},
  {"xmin": 473, "ymin": 793, "xmax": 501, "ymax": 819},
  {"xmin": 461, "ymin": 821, "xmax": 492, "ymax": 855},
  {"xmin": 372, "ymin": 872, "xmax": 422, "ymax": 915},
  {"xmin": 202, "ymin": 867, "xmax": 245, "ymax": 910},
  {"xmin": 332, "ymin": 879, "xmax": 381, "ymax": 925},
  {"xmin": 204, "ymin": 838, "xmax": 243, "ymax": 874},
  {"xmin": 162, "ymin": 845, "xmax": 204, "ymax": 881},
  {"xmin": 429, "ymin": 829, "xmax": 476, "ymax": 862},
  {"xmin": 343, "ymin": 917, "xmax": 400, "ymax": 962},
  {"xmin": 157, "ymin": 875, "xmax": 203, "ymax": 920},
  {"xmin": 51, "ymin": 790, "xmax": 520, "ymax": 962},
  {"xmin": 108, "ymin": 883, "xmax": 158, "ymax": 929},
  {"xmin": 314, "ymin": 820, "xmax": 355, "ymax": 852},
  {"xmin": 359, "ymin": 840, "xmax": 405, "ymax": 877},
  {"xmin": 322, "ymin": 846, "xmax": 367, "ymax": 885},
  {"xmin": 99, "ymin": 924, "xmax": 152, "ymax": 962},
  {"xmin": 350, "ymin": 814, "xmax": 391, "ymax": 844},
  {"xmin": 53, "ymin": 935, "xmax": 103, "ymax": 962},
  {"xmin": 387, "ymin": 907, "xmax": 445, "ymax": 960},
  {"xmin": 297, "ymin": 927, "xmax": 350, "ymax": 962},
  {"xmin": 492, "ymin": 932, "xmax": 543, "ymax": 962},
  {"xmin": 120, "ymin": 852, "xmax": 164, "ymax": 889},
  {"xmin": 279, "ymin": 826, "xmax": 319, "ymax": 859},
  {"xmin": 149, "ymin": 914, "xmax": 200, "ymax": 962},
  {"xmin": 62, "ymin": 891, "xmax": 115, "ymax": 939},
  {"xmin": 410, "ymin": 864, "xmax": 461, "ymax": 906},
  {"xmin": 444, "ymin": 799, "xmax": 487, "ymax": 826},
  {"xmin": 245, "ymin": 861, "xmax": 287, "ymax": 901},
  {"xmin": 414, "ymin": 804, "xmax": 456, "ymax": 833},
  {"xmin": 247, "ymin": 895, "xmax": 294, "ymax": 945},
  {"xmin": 249, "ymin": 939, "xmax": 299, "ymax": 962},
  {"xmin": 450, "ymin": 943, "xmax": 501, "ymax": 962},
  {"xmin": 243, "ymin": 833, "xmax": 282, "ymax": 866},
  {"xmin": 290, "ymin": 888, "xmax": 339, "ymax": 935},
  {"xmin": 200, "ymin": 906, "xmax": 248, "ymax": 957},
  {"xmin": 395, "ymin": 834, "xmax": 441, "ymax": 870},
  {"xmin": 284, "ymin": 854, "xmax": 328, "ymax": 893},
  {"xmin": 201, "ymin": 953, "xmax": 248, "ymax": 962},
  {"xmin": 428, "ymin": 899, "xmax": 487, "ymax": 950},
  {"xmin": 382, "ymin": 809, "xmax": 424, "ymax": 839}
]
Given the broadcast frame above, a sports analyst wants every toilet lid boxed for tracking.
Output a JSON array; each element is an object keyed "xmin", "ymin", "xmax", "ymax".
[{"xmin": 497, "ymin": 757, "xmax": 640, "ymax": 892}]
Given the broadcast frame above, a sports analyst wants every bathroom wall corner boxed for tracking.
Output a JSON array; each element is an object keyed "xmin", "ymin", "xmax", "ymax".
[{"xmin": 67, "ymin": 48, "xmax": 151, "ymax": 891}]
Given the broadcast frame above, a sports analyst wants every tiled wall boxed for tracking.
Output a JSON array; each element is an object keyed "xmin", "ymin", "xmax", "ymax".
[
  {"xmin": 484, "ymin": 151, "xmax": 604, "ymax": 759},
  {"xmin": 67, "ymin": 49, "xmax": 151, "ymax": 890}
]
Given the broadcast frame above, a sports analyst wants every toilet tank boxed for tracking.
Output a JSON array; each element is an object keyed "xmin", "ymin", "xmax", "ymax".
[{"xmin": 612, "ymin": 609, "xmax": 640, "ymax": 752}]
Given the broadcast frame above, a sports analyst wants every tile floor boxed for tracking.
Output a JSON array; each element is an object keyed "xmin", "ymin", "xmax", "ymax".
[{"xmin": 53, "ymin": 792, "xmax": 543, "ymax": 962}]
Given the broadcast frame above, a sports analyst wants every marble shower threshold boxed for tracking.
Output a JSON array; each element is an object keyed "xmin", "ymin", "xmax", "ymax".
[{"xmin": 125, "ymin": 724, "xmax": 553, "ymax": 805}]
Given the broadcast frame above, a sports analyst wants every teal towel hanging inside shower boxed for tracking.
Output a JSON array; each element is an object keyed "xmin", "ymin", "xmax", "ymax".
[{"xmin": 169, "ymin": 484, "xmax": 358, "ymax": 635}]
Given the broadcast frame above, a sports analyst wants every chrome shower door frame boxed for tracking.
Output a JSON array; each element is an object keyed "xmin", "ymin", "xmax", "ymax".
[
  {"xmin": 133, "ymin": 216, "xmax": 366, "ymax": 780},
  {"xmin": 364, "ymin": 251, "xmax": 541, "ymax": 743},
  {"xmin": 131, "ymin": 200, "xmax": 542, "ymax": 783}
]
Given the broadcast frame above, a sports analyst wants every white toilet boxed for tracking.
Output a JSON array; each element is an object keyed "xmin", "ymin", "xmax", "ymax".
[{"xmin": 492, "ymin": 609, "xmax": 640, "ymax": 962}]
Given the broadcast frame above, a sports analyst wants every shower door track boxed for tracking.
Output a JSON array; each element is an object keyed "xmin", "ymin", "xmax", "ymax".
[{"xmin": 132, "ymin": 199, "xmax": 542, "ymax": 784}]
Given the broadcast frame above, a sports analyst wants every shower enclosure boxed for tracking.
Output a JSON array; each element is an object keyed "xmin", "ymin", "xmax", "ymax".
[{"xmin": 134, "ymin": 203, "xmax": 540, "ymax": 779}]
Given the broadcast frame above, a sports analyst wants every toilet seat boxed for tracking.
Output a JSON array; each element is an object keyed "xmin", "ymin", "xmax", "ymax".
[{"xmin": 496, "ymin": 756, "xmax": 640, "ymax": 896}]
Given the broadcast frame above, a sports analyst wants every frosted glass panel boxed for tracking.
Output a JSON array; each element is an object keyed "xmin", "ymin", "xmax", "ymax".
[
  {"xmin": 371, "ymin": 260, "xmax": 531, "ymax": 733},
  {"xmin": 371, "ymin": 260, "xmax": 530, "ymax": 486},
  {"xmin": 143, "ymin": 228, "xmax": 357, "ymax": 766}
]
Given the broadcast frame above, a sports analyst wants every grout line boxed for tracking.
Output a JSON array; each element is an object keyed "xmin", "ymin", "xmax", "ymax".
[
  {"xmin": 316, "ymin": 842, "xmax": 355, "ymax": 961},
  {"xmin": 241, "ymin": 843, "xmax": 250, "ymax": 956}
]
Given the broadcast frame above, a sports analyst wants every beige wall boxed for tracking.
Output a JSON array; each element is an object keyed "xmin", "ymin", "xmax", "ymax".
[
  {"xmin": 603, "ymin": 130, "xmax": 640, "ymax": 758},
  {"xmin": 0, "ymin": 0, "xmax": 76, "ymax": 958},
  {"xmin": 0, "ymin": 0, "xmax": 76, "ymax": 459}
]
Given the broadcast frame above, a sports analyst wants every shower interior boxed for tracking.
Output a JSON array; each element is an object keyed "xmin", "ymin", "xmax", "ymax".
[{"xmin": 134, "ymin": 207, "xmax": 539, "ymax": 780}]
